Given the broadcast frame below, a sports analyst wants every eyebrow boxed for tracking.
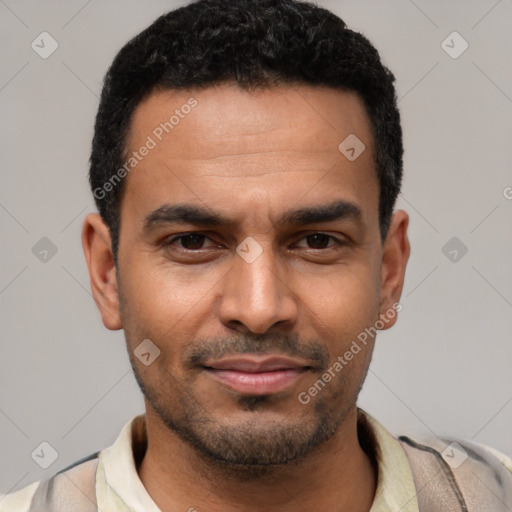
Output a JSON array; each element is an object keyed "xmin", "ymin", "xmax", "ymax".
[{"xmin": 143, "ymin": 199, "xmax": 363, "ymax": 232}]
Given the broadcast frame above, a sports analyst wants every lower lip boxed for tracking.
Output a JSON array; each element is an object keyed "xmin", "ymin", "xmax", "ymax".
[{"xmin": 205, "ymin": 368, "xmax": 306, "ymax": 395}]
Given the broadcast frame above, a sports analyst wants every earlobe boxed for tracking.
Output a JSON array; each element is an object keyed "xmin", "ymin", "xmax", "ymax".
[
  {"xmin": 81, "ymin": 213, "xmax": 123, "ymax": 330},
  {"xmin": 379, "ymin": 209, "xmax": 410, "ymax": 330}
]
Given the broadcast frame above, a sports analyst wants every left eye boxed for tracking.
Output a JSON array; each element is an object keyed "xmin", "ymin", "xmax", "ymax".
[
  {"xmin": 164, "ymin": 233, "xmax": 340, "ymax": 251},
  {"xmin": 166, "ymin": 233, "xmax": 216, "ymax": 250},
  {"xmin": 294, "ymin": 233, "xmax": 339, "ymax": 250}
]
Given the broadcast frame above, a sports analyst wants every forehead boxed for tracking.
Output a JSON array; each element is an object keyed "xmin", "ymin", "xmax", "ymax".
[{"xmin": 120, "ymin": 83, "xmax": 378, "ymax": 231}]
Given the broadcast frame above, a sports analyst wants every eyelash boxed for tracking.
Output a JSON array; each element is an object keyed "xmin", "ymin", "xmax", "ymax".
[{"xmin": 162, "ymin": 232, "xmax": 346, "ymax": 252}]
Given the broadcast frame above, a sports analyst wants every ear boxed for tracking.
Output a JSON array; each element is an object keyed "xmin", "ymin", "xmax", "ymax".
[
  {"xmin": 378, "ymin": 209, "xmax": 410, "ymax": 329},
  {"xmin": 81, "ymin": 213, "xmax": 122, "ymax": 330}
]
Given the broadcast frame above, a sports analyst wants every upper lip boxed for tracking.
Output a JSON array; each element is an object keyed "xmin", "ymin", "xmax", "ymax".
[{"xmin": 203, "ymin": 355, "xmax": 311, "ymax": 373}]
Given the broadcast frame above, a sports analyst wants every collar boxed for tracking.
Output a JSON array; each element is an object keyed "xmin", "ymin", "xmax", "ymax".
[{"xmin": 358, "ymin": 409, "xmax": 419, "ymax": 511}]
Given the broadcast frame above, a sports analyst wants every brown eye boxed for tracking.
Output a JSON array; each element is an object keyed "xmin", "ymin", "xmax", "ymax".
[
  {"xmin": 305, "ymin": 233, "xmax": 332, "ymax": 249},
  {"xmin": 164, "ymin": 233, "xmax": 216, "ymax": 251},
  {"xmin": 176, "ymin": 234, "xmax": 207, "ymax": 250},
  {"xmin": 295, "ymin": 233, "xmax": 341, "ymax": 250}
]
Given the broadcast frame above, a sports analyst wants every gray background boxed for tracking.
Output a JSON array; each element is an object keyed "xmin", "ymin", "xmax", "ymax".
[{"xmin": 1, "ymin": 0, "xmax": 511, "ymax": 495}]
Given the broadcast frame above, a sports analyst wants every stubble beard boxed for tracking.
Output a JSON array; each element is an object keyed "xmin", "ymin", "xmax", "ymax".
[{"xmin": 130, "ymin": 360, "xmax": 359, "ymax": 480}]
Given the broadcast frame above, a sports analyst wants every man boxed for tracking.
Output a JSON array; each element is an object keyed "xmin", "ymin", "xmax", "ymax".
[{"xmin": 2, "ymin": 0, "xmax": 511, "ymax": 510}]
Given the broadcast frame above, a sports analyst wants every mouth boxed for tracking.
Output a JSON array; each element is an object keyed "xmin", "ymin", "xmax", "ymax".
[{"xmin": 202, "ymin": 355, "xmax": 313, "ymax": 395}]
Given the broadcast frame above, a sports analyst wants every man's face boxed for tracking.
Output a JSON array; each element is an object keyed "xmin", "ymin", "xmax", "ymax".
[{"xmin": 90, "ymin": 83, "xmax": 406, "ymax": 467}]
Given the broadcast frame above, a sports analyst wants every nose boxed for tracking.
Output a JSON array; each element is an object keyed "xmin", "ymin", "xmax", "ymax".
[{"xmin": 218, "ymin": 241, "xmax": 298, "ymax": 334}]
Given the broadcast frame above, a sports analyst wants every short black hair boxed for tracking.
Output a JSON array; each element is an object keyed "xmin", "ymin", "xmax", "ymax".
[{"xmin": 89, "ymin": 0, "xmax": 403, "ymax": 266}]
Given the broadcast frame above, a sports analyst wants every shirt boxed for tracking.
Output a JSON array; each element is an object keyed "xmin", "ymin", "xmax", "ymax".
[{"xmin": 2, "ymin": 408, "xmax": 510, "ymax": 511}]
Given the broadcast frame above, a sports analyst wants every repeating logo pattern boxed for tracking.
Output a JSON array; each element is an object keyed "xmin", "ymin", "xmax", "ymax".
[{"xmin": 0, "ymin": 1, "xmax": 510, "ymax": 505}]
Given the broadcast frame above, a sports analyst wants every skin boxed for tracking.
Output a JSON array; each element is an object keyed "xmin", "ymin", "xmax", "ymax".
[{"xmin": 82, "ymin": 83, "xmax": 410, "ymax": 512}]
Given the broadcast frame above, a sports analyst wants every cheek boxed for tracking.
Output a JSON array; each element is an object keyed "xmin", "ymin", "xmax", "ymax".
[
  {"xmin": 303, "ymin": 261, "xmax": 380, "ymax": 344},
  {"xmin": 122, "ymin": 256, "xmax": 223, "ymax": 325},
  {"xmin": 118, "ymin": 258, "xmax": 230, "ymax": 371}
]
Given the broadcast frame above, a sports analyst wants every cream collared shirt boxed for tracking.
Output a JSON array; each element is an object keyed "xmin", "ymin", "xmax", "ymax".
[{"xmin": 0, "ymin": 409, "xmax": 442, "ymax": 512}]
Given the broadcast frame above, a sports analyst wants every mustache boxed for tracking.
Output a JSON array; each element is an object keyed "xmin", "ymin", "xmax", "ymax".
[{"xmin": 183, "ymin": 332, "xmax": 330, "ymax": 371}]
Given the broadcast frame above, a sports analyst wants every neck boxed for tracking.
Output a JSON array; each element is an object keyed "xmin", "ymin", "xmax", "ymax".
[{"xmin": 137, "ymin": 406, "xmax": 377, "ymax": 512}]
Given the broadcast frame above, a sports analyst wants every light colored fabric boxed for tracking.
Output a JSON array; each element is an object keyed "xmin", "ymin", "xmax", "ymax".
[
  {"xmin": 363, "ymin": 410, "xmax": 420, "ymax": 512},
  {"xmin": 29, "ymin": 458, "xmax": 98, "ymax": 512},
  {"xmin": 0, "ymin": 481, "xmax": 39, "ymax": 512},
  {"xmin": 1, "ymin": 408, "xmax": 509, "ymax": 511},
  {"xmin": 399, "ymin": 433, "xmax": 512, "ymax": 511},
  {"xmin": 481, "ymin": 443, "xmax": 512, "ymax": 472},
  {"xmin": 95, "ymin": 415, "xmax": 160, "ymax": 512}
]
